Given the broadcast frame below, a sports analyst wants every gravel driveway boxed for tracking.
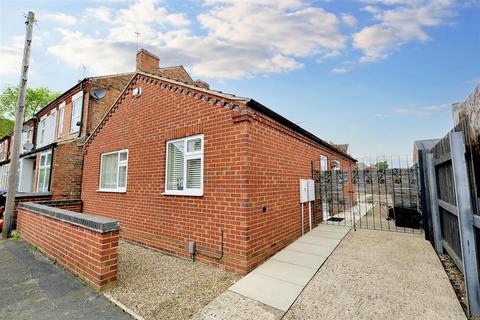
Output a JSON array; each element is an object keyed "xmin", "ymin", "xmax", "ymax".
[
  {"xmin": 106, "ymin": 241, "xmax": 239, "ymax": 320},
  {"xmin": 283, "ymin": 228, "xmax": 466, "ymax": 320}
]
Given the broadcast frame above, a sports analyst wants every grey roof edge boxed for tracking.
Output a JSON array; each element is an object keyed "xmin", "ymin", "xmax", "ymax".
[{"xmin": 19, "ymin": 202, "xmax": 119, "ymax": 234}]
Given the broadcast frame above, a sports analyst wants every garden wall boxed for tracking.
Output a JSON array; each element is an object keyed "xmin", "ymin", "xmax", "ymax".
[{"xmin": 17, "ymin": 202, "xmax": 120, "ymax": 291}]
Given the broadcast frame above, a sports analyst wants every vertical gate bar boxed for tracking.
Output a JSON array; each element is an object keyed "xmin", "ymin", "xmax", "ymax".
[
  {"xmin": 363, "ymin": 158, "xmax": 368, "ymax": 229},
  {"xmin": 391, "ymin": 155, "xmax": 398, "ymax": 232},
  {"xmin": 449, "ymin": 132, "xmax": 480, "ymax": 316},
  {"xmin": 407, "ymin": 155, "xmax": 414, "ymax": 233},
  {"xmin": 384, "ymin": 156, "xmax": 391, "ymax": 231},
  {"xmin": 371, "ymin": 156, "xmax": 376, "ymax": 230},
  {"xmin": 426, "ymin": 152, "xmax": 443, "ymax": 253},
  {"xmin": 377, "ymin": 155, "xmax": 383, "ymax": 230},
  {"xmin": 399, "ymin": 157, "xmax": 406, "ymax": 232}
]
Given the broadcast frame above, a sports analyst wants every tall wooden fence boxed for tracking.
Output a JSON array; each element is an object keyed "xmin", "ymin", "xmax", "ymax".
[{"xmin": 420, "ymin": 117, "xmax": 480, "ymax": 317}]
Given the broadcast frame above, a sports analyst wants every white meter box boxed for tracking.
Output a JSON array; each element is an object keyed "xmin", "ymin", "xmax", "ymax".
[
  {"xmin": 300, "ymin": 179, "xmax": 308, "ymax": 203},
  {"xmin": 300, "ymin": 179, "xmax": 315, "ymax": 203},
  {"xmin": 307, "ymin": 179, "xmax": 315, "ymax": 202}
]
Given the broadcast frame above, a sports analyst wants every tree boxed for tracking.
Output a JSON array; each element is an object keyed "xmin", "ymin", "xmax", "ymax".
[
  {"xmin": 0, "ymin": 117, "xmax": 14, "ymax": 139},
  {"xmin": 375, "ymin": 161, "xmax": 389, "ymax": 170},
  {"xmin": 0, "ymin": 85, "xmax": 61, "ymax": 121}
]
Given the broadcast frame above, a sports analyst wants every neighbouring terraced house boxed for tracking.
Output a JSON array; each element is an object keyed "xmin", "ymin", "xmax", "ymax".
[
  {"xmin": 0, "ymin": 49, "xmax": 203, "ymax": 208},
  {"xmin": 80, "ymin": 49, "xmax": 356, "ymax": 274}
]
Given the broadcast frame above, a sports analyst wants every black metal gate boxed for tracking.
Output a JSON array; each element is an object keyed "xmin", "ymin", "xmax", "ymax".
[{"xmin": 312, "ymin": 156, "xmax": 423, "ymax": 233}]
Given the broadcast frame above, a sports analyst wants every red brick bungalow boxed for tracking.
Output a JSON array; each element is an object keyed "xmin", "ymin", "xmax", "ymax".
[{"xmin": 81, "ymin": 51, "xmax": 356, "ymax": 274}]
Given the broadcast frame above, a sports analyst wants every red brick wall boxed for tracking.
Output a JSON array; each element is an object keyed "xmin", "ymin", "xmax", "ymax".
[
  {"xmin": 244, "ymin": 109, "xmax": 355, "ymax": 269},
  {"xmin": 82, "ymin": 75, "xmax": 250, "ymax": 274},
  {"xmin": 50, "ymin": 142, "xmax": 84, "ymax": 199},
  {"xmin": 81, "ymin": 73, "xmax": 355, "ymax": 274},
  {"xmin": 17, "ymin": 206, "xmax": 118, "ymax": 291}
]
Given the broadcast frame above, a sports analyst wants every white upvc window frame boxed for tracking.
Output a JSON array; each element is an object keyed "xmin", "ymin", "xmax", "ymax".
[
  {"xmin": 37, "ymin": 151, "xmax": 52, "ymax": 193},
  {"xmin": 70, "ymin": 91, "xmax": 83, "ymax": 133},
  {"xmin": 0, "ymin": 164, "xmax": 8, "ymax": 189},
  {"xmin": 98, "ymin": 149, "xmax": 128, "ymax": 193},
  {"xmin": 320, "ymin": 155, "xmax": 328, "ymax": 171},
  {"xmin": 164, "ymin": 134, "xmax": 204, "ymax": 196},
  {"xmin": 57, "ymin": 101, "xmax": 65, "ymax": 138},
  {"xmin": 38, "ymin": 116, "xmax": 46, "ymax": 146},
  {"xmin": 333, "ymin": 160, "xmax": 341, "ymax": 170},
  {"xmin": 51, "ymin": 108, "xmax": 57, "ymax": 140}
]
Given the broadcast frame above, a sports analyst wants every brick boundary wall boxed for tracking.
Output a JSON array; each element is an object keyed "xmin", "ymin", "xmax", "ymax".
[
  {"xmin": 36, "ymin": 199, "xmax": 83, "ymax": 212},
  {"xmin": 17, "ymin": 202, "xmax": 120, "ymax": 291}
]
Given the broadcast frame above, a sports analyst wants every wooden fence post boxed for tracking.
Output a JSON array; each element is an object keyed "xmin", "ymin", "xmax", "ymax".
[
  {"xmin": 450, "ymin": 132, "xmax": 480, "ymax": 316},
  {"xmin": 426, "ymin": 152, "xmax": 443, "ymax": 254}
]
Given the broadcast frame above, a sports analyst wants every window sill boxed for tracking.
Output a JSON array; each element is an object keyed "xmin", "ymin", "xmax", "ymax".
[
  {"xmin": 97, "ymin": 189, "xmax": 126, "ymax": 193},
  {"xmin": 162, "ymin": 191, "xmax": 203, "ymax": 197}
]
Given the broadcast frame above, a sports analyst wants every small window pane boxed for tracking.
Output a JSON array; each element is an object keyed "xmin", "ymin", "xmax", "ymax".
[
  {"xmin": 39, "ymin": 155, "xmax": 45, "ymax": 166},
  {"xmin": 187, "ymin": 138, "xmax": 202, "ymax": 152},
  {"xmin": 44, "ymin": 168, "xmax": 50, "ymax": 192},
  {"xmin": 186, "ymin": 158, "xmax": 201, "ymax": 188},
  {"xmin": 37, "ymin": 169, "xmax": 45, "ymax": 192},
  {"xmin": 167, "ymin": 141, "xmax": 184, "ymax": 190},
  {"xmin": 46, "ymin": 153, "xmax": 52, "ymax": 166},
  {"xmin": 119, "ymin": 151, "xmax": 128, "ymax": 162},
  {"xmin": 118, "ymin": 166, "xmax": 127, "ymax": 188},
  {"xmin": 101, "ymin": 153, "xmax": 118, "ymax": 189}
]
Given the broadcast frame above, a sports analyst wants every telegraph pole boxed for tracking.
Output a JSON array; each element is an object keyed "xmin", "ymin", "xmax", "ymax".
[{"xmin": 2, "ymin": 11, "xmax": 35, "ymax": 239}]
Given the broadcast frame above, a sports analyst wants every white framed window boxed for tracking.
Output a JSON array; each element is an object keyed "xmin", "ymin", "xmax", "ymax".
[
  {"xmin": 51, "ymin": 109, "xmax": 57, "ymax": 140},
  {"xmin": 164, "ymin": 134, "xmax": 204, "ymax": 196},
  {"xmin": 37, "ymin": 151, "xmax": 52, "ymax": 192},
  {"xmin": 332, "ymin": 160, "xmax": 341, "ymax": 170},
  {"xmin": 58, "ymin": 102, "xmax": 65, "ymax": 138},
  {"xmin": 99, "ymin": 149, "xmax": 128, "ymax": 192},
  {"xmin": 0, "ymin": 164, "xmax": 8, "ymax": 189},
  {"xmin": 70, "ymin": 91, "xmax": 83, "ymax": 133},
  {"xmin": 320, "ymin": 155, "xmax": 328, "ymax": 171},
  {"xmin": 38, "ymin": 117, "xmax": 46, "ymax": 146}
]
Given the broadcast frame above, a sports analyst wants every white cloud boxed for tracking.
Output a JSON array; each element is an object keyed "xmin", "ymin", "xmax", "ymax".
[
  {"xmin": 198, "ymin": 2, "xmax": 346, "ymax": 58},
  {"xmin": 47, "ymin": 29, "xmax": 134, "ymax": 75},
  {"xmin": 341, "ymin": 13, "xmax": 358, "ymax": 27},
  {"xmin": 353, "ymin": 0, "xmax": 455, "ymax": 61},
  {"xmin": 391, "ymin": 103, "xmax": 450, "ymax": 117},
  {"xmin": 47, "ymin": 0, "xmax": 347, "ymax": 79},
  {"xmin": 43, "ymin": 13, "xmax": 77, "ymax": 25},
  {"xmin": 331, "ymin": 67, "xmax": 348, "ymax": 74},
  {"xmin": 0, "ymin": 36, "xmax": 24, "ymax": 75}
]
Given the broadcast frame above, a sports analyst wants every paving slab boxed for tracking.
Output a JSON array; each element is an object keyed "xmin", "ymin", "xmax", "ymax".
[
  {"xmin": 229, "ymin": 272, "xmax": 303, "ymax": 311},
  {"xmin": 228, "ymin": 223, "xmax": 350, "ymax": 313},
  {"xmin": 0, "ymin": 239, "xmax": 131, "ymax": 320},
  {"xmin": 271, "ymin": 247, "xmax": 328, "ymax": 269},
  {"xmin": 285, "ymin": 241, "xmax": 336, "ymax": 256},
  {"xmin": 254, "ymin": 259, "xmax": 317, "ymax": 286}
]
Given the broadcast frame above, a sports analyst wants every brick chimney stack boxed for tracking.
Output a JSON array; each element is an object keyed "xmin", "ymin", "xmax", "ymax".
[{"xmin": 136, "ymin": 49, "xmax": 160, "ymax": 74}]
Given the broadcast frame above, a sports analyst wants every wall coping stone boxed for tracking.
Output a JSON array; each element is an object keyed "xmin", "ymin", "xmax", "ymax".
[{"xmin": 19, "ymin": 202, "xmax": 119, "ymax": 233}]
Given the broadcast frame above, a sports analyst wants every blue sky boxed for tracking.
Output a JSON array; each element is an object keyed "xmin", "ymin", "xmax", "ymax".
[{"xmin": 1, "ymin": 0, "xmax": 479, "ymax": 160}]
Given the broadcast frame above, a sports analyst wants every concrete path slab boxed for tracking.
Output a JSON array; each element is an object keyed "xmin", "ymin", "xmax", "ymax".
[
  {"xmin": 228, "ymin": 224, "xmax": 350, "ymax": 313},
  {"xmin": 254, "ymin": 260, "xmax": 317, "ymax": 286},
  {"xmin": 229, "ymin": 273, "xmax": 303, "ymax": 311},
  {"xmin": 0, "ymin": 240, "xmax": 131, "ymax": 320}
]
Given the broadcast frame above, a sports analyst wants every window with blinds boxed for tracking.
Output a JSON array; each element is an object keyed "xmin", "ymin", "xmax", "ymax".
[
  {"xmin": 165, "ymin": 134, "xmax": 204, "ymax": 196},
  {"xmin": 99, "ymin": 149, "xmax": 128, "ymax": 192}
]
